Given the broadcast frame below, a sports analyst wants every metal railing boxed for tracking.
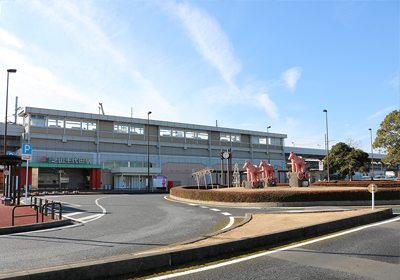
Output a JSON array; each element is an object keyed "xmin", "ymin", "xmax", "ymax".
[
  {"xmin": 30, "ymin": 196, "xmax": 63, "ymax": 221},
  {"xmin": 12, "ymin": 205, "xmax": 39, "ymax": 226},
  {"xmin": 41, "ymin": 202, "xmax": 62, "ymax": 222}
]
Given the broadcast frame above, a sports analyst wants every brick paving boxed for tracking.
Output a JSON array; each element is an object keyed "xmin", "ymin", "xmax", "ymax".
[{"xmin": 0, "ymin": 202, "xmax": 52, "ymax": 228}]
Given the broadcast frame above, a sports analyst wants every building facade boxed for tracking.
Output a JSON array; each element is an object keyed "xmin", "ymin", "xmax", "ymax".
[{"xmin": 14, "ymin": 107, "xmax": 287, "ymax": 190}]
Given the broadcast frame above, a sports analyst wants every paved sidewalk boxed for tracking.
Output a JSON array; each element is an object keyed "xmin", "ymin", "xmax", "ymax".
[{"xmin": 0, "ymin": 202, "xmax": 52, "ymax": 228}]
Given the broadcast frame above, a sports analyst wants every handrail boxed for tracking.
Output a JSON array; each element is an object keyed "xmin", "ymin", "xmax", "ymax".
[
  {"xmin": 41, "ymin": 202, "xmax": 62, "ymax": 222},
  {"xmin": 12, "ymin": 205, "xmax": 39, "ymax": 226}
]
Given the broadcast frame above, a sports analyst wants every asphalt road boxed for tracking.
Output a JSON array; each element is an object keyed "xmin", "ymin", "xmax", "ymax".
[
  {"xmin": 153, "ymin": 215, "xmax": 400, "ymax": 280},
  {"xmin": 1, "ymin": 194, "xmax": 397, "ymax": 275},
  {"xmin": 0, "ymin": 194, "xmax": 229, "ymax": 272}
]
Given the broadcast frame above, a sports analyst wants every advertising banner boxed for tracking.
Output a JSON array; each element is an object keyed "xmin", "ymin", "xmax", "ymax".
[{"xmin": 153, "ymin": 175, "xmax": 167, "ymax": 189}]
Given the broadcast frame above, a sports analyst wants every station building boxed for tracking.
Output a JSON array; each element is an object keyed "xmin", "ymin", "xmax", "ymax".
[{"xmin": 3, "ymin": 107, "xmax": 287, "ymax": 190}]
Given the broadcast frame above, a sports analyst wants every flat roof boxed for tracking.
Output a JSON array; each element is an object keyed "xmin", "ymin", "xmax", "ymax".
[{"xmin": 20, "ymin": 107, "xmax": 287, "ymax": 139}]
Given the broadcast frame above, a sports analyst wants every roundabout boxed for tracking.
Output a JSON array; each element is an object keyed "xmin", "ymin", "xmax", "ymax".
[{"xmin": 170, "ymin": 184, "xmax": 400, "ymax": 207}]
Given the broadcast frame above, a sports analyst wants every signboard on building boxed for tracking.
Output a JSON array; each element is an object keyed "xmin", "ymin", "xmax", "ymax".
[
  {"xmin": 153, "ymin": 175, "xmax": 167, "ymax": 189},
  {"xmin": 41, "ymin": 156, "xmax": 91, "ymax": 164},
  {"xmin": 319, "ymin": 161, "xmax": 323, "ymax": 171}
]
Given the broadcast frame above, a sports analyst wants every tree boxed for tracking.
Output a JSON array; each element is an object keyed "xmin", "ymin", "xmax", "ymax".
[
  {"xmin": 345, "ymin": 138, "xmax": 362, "ymax": 149},
  {"xmin": 373, "ymin": 110, "xmax": 400, "ymax": 168},
  {"xmin": 323, "ymin": 142, "xmax": 370, "ymax": 181}
]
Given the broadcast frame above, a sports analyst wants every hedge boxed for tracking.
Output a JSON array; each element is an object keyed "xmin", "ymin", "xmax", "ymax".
[
  {"xmin": 311, "ymin": 180, "xmax": 400, "ymax": 188},
  {"xmin": 171, "ymin": 186, "xmax": 400, "ymax": 203}
]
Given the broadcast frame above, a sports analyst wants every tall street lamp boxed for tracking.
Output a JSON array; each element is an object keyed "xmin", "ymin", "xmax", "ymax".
[
  {"xmin": 267, "ymin": 126, "xmax": 271, "ymax": 164},
  {"xmin": 369, "ymin": 128, "xmax": 374, "ymax": 180},
  {"xmin": 323, "ymin": 109, "xmax": 330, "ymax": 182},
  {"xmin": 4, "ymin": 69, "xmax": 17, "ymax": 155},
  {"xmin": 147, "ymin": 111, "xmax": 152, "ymax": 191}
]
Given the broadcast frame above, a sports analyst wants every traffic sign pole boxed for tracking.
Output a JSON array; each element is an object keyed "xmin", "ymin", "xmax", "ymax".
[
  {"xmin": 22, "ymin": 143, "xmax": 32, "ymax": 204},
  {"xmin": 372, "ymin": 184, "xmax": 375, "ymax": 210},
  {"xmin": 25, "ymin": 159, "xmax": 29, "ymax": 204}
]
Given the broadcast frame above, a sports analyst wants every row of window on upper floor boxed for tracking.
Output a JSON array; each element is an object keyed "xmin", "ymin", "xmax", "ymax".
[
  {"xmin": 28, "ymin": 115, "xmax": 97, "ymax": 131},
  {"xmin": 27, "ymin": 115, "xmax": 282, "ymax": 144},
  {"xmin": 251, "ymin": 136, "xmax": 282, "ymax": 146}
]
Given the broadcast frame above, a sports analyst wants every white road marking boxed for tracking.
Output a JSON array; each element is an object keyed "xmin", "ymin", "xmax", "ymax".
[
  {"xmin": 63, "ymin": 212, "xmax": 84, "ymax": 217},
  {"xmin": 147, "ymin": 215, "xmax": 400, "ymax": 280},
  {"xmin": 200, "ymin": 206, "xmax": 209, "ymax": 208},
  {"xmin": 220, "ymin": 216, "xmax": 235, "ymax": 231},
  {"xmin": 77, "ymin": 214, "xmax": 104, "ymax": 223},
  {"xmin": 209, "ymin": 208, "xmax": 221, "ymax": 211},
  {"xmin": 221, "ymin": 212, "xmax": 231, "ymax": 216}
]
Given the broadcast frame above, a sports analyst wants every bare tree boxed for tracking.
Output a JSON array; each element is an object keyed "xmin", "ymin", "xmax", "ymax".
[{"xmin": 346, "ymin": 138, "xmax": 362, "ymax": 149}]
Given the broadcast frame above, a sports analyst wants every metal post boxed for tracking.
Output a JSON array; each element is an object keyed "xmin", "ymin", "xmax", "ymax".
[
  {"xmin": 147, "ymin": 111, "xmax": 152, "ymax": 192},
  {"xmin": 372, "ymin": 184, "xmax": 375, "ymax": 210},
  {"xmin": 226, "ymin": 149, "xmax": 230, "ymax": 187},
  {"xmin": 267, "ymin": 126, "xmax": 271, "ymax": 164},
  {"xmin": 323, "ymin": 109, "xmax": 330, "ymax": 182},
  {"xmin": 4, "ymin": 69, "xmax": 17, "ymax": 155},
  {"xmin": 369, "ymin": 128, "xmax": 374, "ymax": 180},
  {"xmin": 220, "ymin": 149, "xmax": 224, "ymax": 186}
]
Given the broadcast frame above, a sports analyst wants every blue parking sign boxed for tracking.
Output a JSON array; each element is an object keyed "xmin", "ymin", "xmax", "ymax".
[{"xmin": 22, "ymin": 143, "xmax": 32, "ymax": 155}]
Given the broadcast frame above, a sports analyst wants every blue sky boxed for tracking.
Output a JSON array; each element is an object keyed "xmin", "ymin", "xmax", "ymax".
[{"xmin": 0, "ymin": 0, "xmax": 398, "ymax": 153}]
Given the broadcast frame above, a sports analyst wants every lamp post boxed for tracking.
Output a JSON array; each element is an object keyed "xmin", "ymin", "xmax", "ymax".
[
  {"xmin": 267, "ymin": 126, "xmax": 271, "ymax": 164},
  {"xmin": 323, "ymin": 109, "xmax": 330, "ymax": 182},
  {"xmin": 369, "ymin": 128, "xmax": 374, "ymax": 180},
  {"xmin": 291, "ymin": 142, "xmax": 295, "ymax": 147},
  {"xmin": 147, "ymin": 111, "xmax": 152, "ymax": 191},
  {"xmin": 4, "ymin": 69, "xmax": 17, "ymax": 155}
]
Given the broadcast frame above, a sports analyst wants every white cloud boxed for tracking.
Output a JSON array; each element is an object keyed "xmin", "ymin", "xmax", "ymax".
[
  {"xmin": 0, "ymin": 27, "xmax": 25, "ymax": 49},
  {"xmin": 165, "ymin": 1, "xmax": 241, "ymax": 84},
  {"xmin": 389, "ymin": 75, "xmax": 399, "ymax": 87},
  {"xmin": 281, "ymin": 67, "xmax": 302, "ymax": 91},
  {"xmin": 254, "ymin": 94, "xmax": 279, "ymax": 119},
  {"xmin": 366, "ymin": 106, "xmax": 396, "ymax": 120}
]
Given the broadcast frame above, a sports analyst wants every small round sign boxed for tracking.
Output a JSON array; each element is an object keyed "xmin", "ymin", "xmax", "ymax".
[
  {"xmin": 4, "ymin": 170, "xmax": 9, "ymax": 176},
  {"xmin": 368, "ymin": 184, "xmax": 378, "ymax": 193}
]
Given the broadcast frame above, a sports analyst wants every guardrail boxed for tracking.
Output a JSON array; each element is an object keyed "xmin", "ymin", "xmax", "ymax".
[
  {"xmin": 30, "ymin": 196, "xmax": 63, "ymax": 221},
  {"xmin": 12, "ymin": 205, "xmax": 39, "ymax": 226},
  {"xmin": 41, "ymin": 202, "xmax": 62, "ymax": 222}
]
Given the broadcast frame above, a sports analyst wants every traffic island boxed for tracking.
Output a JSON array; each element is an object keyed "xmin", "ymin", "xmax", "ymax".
[{"xmin": 170, "ymin": 185, "xmax": 400, "ymax": 207}]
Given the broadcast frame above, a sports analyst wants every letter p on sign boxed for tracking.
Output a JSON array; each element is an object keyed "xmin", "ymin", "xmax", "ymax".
[{"xmin": 22, "ymin": 143, "xmax": 32, "ymax": 155}]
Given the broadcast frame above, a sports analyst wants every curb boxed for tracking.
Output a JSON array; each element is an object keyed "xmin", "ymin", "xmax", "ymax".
[
  {"xmin": 0, "ymin": 208, "xmax": 393, "ymax": 280},
  {"xmin": 0, "ymin": 219, "xmax": 75, "ymax": 235}
]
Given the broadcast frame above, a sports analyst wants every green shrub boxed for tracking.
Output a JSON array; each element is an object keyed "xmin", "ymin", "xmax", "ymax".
[{"xmin": 170, "ymin": 186, "xmax": 400, "ymax": 203}]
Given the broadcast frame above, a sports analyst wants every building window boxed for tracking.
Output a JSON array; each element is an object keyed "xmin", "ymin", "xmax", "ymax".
[
  {"xmin": 220, "ymin": 133, "xmax": 240, "ymax": 142},
  {"xmin": 198, "ymin": 131, "xmax": 208, "ymax": 140},
  {"xmin": 65, "ymin": 119, "xmax": 81, "ymax": 130},
  {"xmin": 269, "ymin": 138, "xmax": 282, "ymax": 146},
  {"xmin": 114, "ymin": 123, "xmax": 129, "ymax": 133},
  {"xmin": 220, "ymin": 133, "xmax": 230, "ymax": 142},
  {"xmin": 259, "ymin": 137, "xmax": 267, "ymax": 144},
  {"xmin": 186, "ymin": 130, "xmax": 197, "ymax": 139},
  {"xmin": 172, "ymin": 129, "xmax": 184, "ymax": 138},
  {"xmin": 160, "ymin": 128, "xmax": 172, "ymax": 137},
  {"xmin": 48, "ymin": 117, "xmax": 64, "ymax": 128},
  {"xmin": 82, "ymin": 120, "xmax": 97, "ymax": 131},
  {"xmin": 231, "ymin": 134, "xmax": 241, "ymax": 142},
  {"xmin": 130, "ymin": 124, "xmax": 144, "ymax": 135},
  {"xmin": 30, "ymin": 115, "xmax": 46, "ymax": 127}
]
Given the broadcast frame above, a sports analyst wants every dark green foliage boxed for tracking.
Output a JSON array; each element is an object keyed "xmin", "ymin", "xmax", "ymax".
[
  {"xmin": 324, "ymin": 142, "xmax": 370, "ymax": 181},
  {"xmin": 373, "ymin": 110, "xmax": 400, "ymax": 167},
  {"xmin": 171, "ymin": 186, "xmax": 400, "ymax": 203}
]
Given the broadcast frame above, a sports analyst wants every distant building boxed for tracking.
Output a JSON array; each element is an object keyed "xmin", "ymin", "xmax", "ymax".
[
  {"xmin": 0, "ymin": 107, "xmax": 387, "ymax": 191},
  {"xmin": 9, "ymin": 107, "xmax": 286, "ymax": 190}
]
